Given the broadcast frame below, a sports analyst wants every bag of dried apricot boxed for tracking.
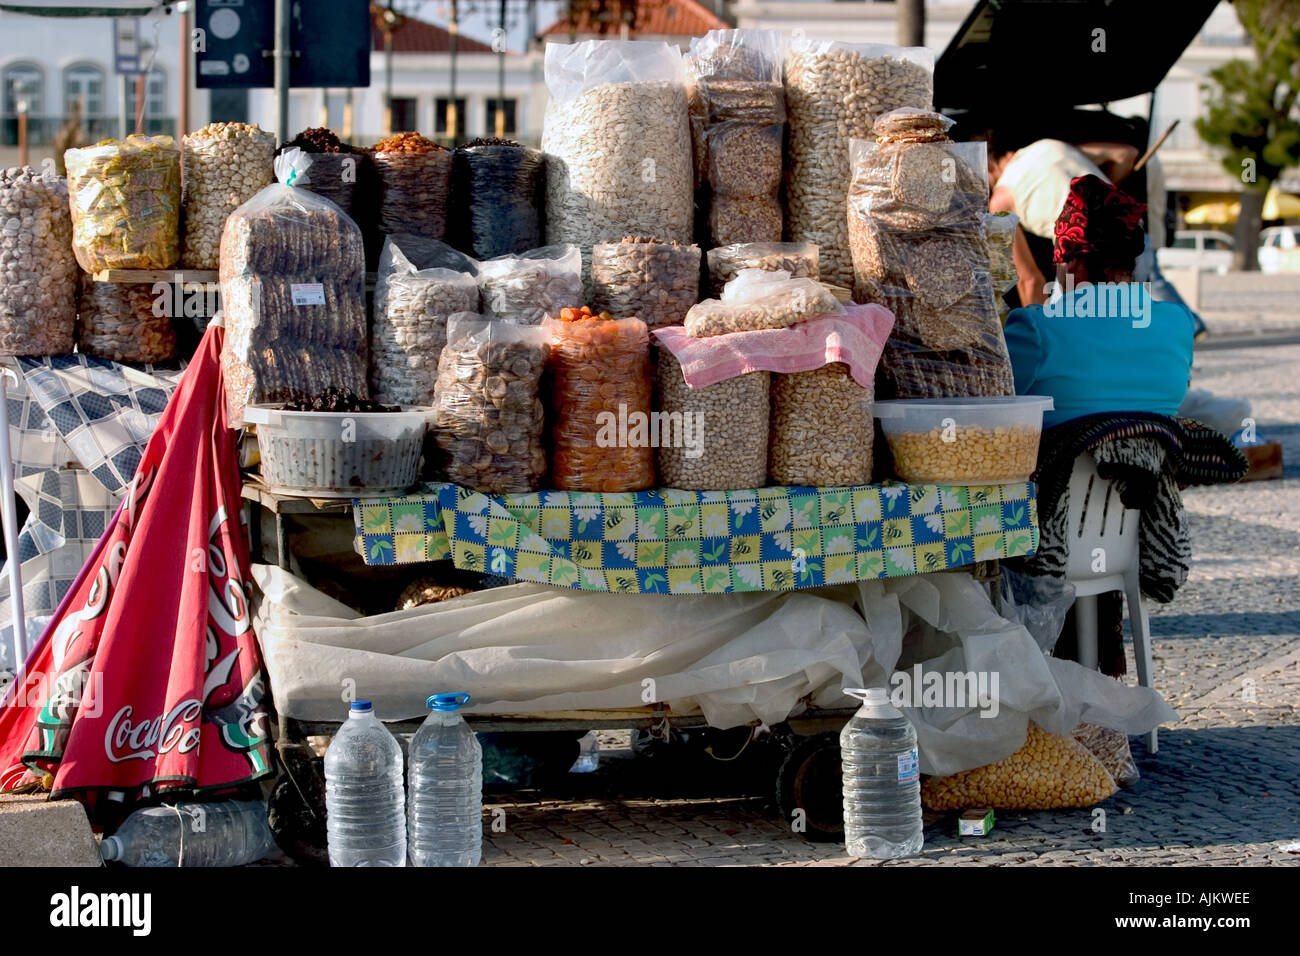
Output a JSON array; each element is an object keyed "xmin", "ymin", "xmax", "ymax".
[{"xmin": 545, "ymin": 308, "xmax": 654, "ymax": 492}]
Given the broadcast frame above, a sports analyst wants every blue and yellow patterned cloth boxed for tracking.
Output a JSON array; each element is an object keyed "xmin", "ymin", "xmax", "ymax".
[{"xmin": 353, "ymin": 482, "xmax": 1038, "ymax": 594}]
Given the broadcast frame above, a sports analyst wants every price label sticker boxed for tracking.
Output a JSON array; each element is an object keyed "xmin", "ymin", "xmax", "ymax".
[{"xmin": 291, "ymin": 283, "xmax": 325, "ymax": 306}]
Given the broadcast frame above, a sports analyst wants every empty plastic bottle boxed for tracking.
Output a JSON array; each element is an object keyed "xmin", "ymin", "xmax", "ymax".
[
  {"xmin": 324, "ymin": 699, "xmax": 406, "ymax": 867},
  {"xmin": 407, "ymin": 692, "xmax": 483, "ymax": 867},
  {"xmin": 100, "ymin": 800, "xmax": 275, "ymax": 867},
  {"xmin": 840, "ymin": 687, "xmax": 924, "ymax": 859},
  {"xmin": 571, "ymin": 731, "xmax": 600, "ymax": 773}
]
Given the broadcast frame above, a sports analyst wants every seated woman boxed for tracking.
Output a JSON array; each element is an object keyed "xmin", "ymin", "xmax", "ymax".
[{"xmin": 1003, "ymin": 174, "xmax": 1195, "ymax": 428}]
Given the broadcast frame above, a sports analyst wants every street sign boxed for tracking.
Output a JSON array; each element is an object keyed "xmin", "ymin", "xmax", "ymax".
[
  {"xmin": 114, "ymin": 17, "xmax": 142, "ymax": 74},
  {"xmin": 195, "ymin": 0, "xmax": 371, "ymax": 89}
]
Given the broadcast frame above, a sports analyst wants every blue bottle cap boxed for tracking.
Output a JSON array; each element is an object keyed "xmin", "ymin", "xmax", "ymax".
[
  {"xmin": 427, "ymin": 692, "xmax": 471, "ymax": 711},
  {"xmin": 350, "ymin": 700, "xmax": 373, "ymax": 712}
]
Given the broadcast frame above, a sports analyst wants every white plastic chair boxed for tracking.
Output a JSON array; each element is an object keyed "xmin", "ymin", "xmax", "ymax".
[{"xmin": 1064, "ymin": 453, "xmax": 1158, "ymax": 754}]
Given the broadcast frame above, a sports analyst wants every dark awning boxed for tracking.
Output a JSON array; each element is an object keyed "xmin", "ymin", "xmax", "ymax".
[{"xmin": 0, "ymin": 1, "xmax": 164, "ymax": 15}]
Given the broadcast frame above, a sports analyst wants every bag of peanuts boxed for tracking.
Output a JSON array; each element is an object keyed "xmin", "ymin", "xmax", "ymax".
[
  {"xmin": 545, "ymin": 308, "xmax": 655, "ymax": 492},
  {"xmin": 685, "ymin": 29, "xmax": 786, "ymax": 247},
  {"xmin": 65, "ymin": 134, "xmax": 182, "ymax": 272},
  {"xmin": 431, "ymin": 314, "xmax": 550, "ymax": 494},
  {"xmin": 371, "ymin": 235, "xmax": 480, "ymax": 406},
  {"xmin": 685, "ymin": 267, "xmax": 842, "ymax": 337},
  {"xmin": 591, "ymin": 237, "xmax": 700, "ymax": 331},
  {"xmin": 77, "ymin": 277, "xmax": 177, "ymax": 363},
  {"xmin": 921, "ymin": 722, "xmax": 1118, "ymax": 811},
  {"xmin": 0, "ymin": 166, "xmax": 77, "ymax": 356},
  {"xmin": 371, "ymin": 132, "xmax": 453, "ymax": 244},
  {"xmin": 1072, "ymin": 722, "xmax": 1140, "ymax": 788},
  {"xmin": 477, "ymin": 244, "xmax": 583, "ymax": 326},
  {"xmin": 182, "ymin": 122, "xmax": 276, "ymax": 269},
  {"xmin": 451, "ymin": 138, "xmax": 546, "ymax": 260},
  {"xmin": 706, "ymin": 242, "xmax": 819, "ymax": 299}
]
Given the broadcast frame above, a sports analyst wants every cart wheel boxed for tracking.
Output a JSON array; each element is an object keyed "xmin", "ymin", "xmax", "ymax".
[
  {"xmin": 775, "ymin": 733, "xmax": 843, "ymax": 843},
  {"xmin": 267, "ymin": 752, "xmax": 329, "ymax": 868}
]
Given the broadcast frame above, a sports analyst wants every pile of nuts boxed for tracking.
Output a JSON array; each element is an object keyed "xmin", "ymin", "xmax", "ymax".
[
  {"xmin": 591, "ymin": 237, "xmax": 700, "ymax": 331},
  {"xmin": 656, "ymin": 350, "xmax": 768, "ymax": 490},
  {"xmin": 372, "ymin": 133, "xmax": 453, "ymax": 243},
  {"xmin": 684, "ymin": 274, "xmax": 842, "ymax": 337},
  {"xmin": 182, "ymin": 122, "xmax": 276, "ymax": 268},
  {"xmin": 65, "ymin": 134, "xmax": 182, "ymax": 272},
  {"xmin": 431, "ymin": 320, "xmax": 550, "ymax": 494},
  {"xmin": 371, "ymin": 265, "xmax": 480, "ymax": 406},
  {"xmin": 541, "ymin": 81, "xmax": 694, "ymax": 283},
  {"xmin": 784, "ymin": 47, "xmax": 932, "ymax": 287},
  {"xmin": 883, "ymin": 422, "xmax": 1041, "ymax": 483},
  {"xmin": 706, "ymin": 242, "xmax": 819, "ymax": 298},
  {"xmin": 77, "ymin": 278, "xmax": 177, "ymax": 363},
  {"xmin": 0, "ymin": 166, "xmax": 77, "ymax": 356},
  {"xmin": 921, "ymin": 723, "xmax": 1118, "ymax": 811},
  {"xmin": 769, "ymin": 363, "xmax": 874, "ymax": 487},
  {"xmin": 477, "ymin": 245, "xmax": 583, "ymax": 325}
]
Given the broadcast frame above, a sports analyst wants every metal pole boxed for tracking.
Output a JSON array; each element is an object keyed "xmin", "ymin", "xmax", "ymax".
[
  {"xmin": 118, "ymin": 74, "xmax": 129, "ymax": 139},
  {"xmin": 134, "ymin": 73, "xmax": 146, "ymax": 134},
  {"xmin": 16, "ymin": 101, "xmax": 27, "ymax": 168},
  {"xmin": 496, "ymin": 0, "xmax": 507, "ymax": 138},
  {"xmin": 178, "ymin": 1, "xmax": 190, "ymax": 138},
  {"xmin": 384, "ymin": 23, "xmax": 394, "ymax": 133},
  {"xmin": 274, "ymin": 0, "xmax": 291, "ymax": 145},
  {"xmin": 897, "ymin": 0, "xmax": 924, "ymax": 47},
  {"xmin": 0, "ymin": 367, "xmax": 27, "ymax": 675},
  {"xmin": 448, "ymin": 0, "xmax": 459, "ymax": 143}
]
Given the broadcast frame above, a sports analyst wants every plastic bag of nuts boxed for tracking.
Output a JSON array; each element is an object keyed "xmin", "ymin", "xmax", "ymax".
[
  {"xmin": 685, "ymin": 268, "xmax": 842, "ymax": 337},
  {"xmin": 451, "ymin": 138, "xmax": 545, "ymax": 260},
  {"xmin": 372, "ymin": 132, "xmax": 453, "ymax": 243},
  {"xmin": 182, "ymin": 122, "xmax": 276, "ymax": 269},
  {"xmin": 921, "ymin": 723, "xmax": 1118, "ymax": 811},
  {"xmin": 706, "ymin": 242, "xmax": 819, "ymax": 298},
  {"xmin": 769, "ymin": 363, "xmax": 873, "ymax": 487},
  {"xmin": 784, "ymin": 42, "xmax": 933, "ymax": 288},
  {"xmin": 546, "ymin": 308, "xmax": 655, "ymax": 492},
  {"xmin": 477, "ymin": 244, "xmax": 583, "ymax": 325},
  {"xmin": 77, "ymin": 277, "xmax": 177, "ymax": 363},
  {"xmin": 656, "ymin": 349, "xmax": 768, "ymax": 490},
  {"xmin": 1072, "ymin": 723, "xmax": 1140, "ymax": 788},
  {"xmin": 65, "ymin": 134, "xmax": 182, "ymax": 272},
  {"xmin": 371, "ymin": 235, "xmax": 480, "ymax": 406},
  {"xmin": 591, "ymin": 237, "xmax": 700, "ymax": 331},
  {"xmin": 431, "ymin": 314, "xmax": 550, "ymax": 494},
  {"xmin": 0, "ymin": 166, "xmax": 77, "ymax": 356}
]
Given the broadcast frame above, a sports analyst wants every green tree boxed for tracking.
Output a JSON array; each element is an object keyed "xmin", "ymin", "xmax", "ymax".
[{"xmin": 1196, "ymin": 0, "xmax": 1300, "ymax": 270}]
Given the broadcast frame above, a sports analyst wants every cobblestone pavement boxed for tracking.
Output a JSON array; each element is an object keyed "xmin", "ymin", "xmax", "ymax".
[{"xmin": 481, "ymin": 344, "xmax": 1300, "ymax": 866}]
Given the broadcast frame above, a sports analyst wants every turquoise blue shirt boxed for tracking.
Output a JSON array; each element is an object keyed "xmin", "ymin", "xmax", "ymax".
[{"xmin": 1004, "ymin": 284, "xmax": 1194, "ymax": 429}]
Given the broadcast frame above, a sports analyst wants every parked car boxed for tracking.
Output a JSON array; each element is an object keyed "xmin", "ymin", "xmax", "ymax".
[
  {"xmin": 1157, "ymin": 230, "xmax": 1235, "ymax": 274},
  {"xmin": 1258, "ymin": 226, "xmax": 1300, "ymax": 274}
]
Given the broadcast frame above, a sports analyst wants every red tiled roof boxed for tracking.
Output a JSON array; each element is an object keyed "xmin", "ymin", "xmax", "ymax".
[
  {"xmin": 542, "ymin": 0, "xmax": 727, "ymax": 38},
  {"xmin": 371, "ymin": 5, "xmax": 498, "ymax": 55}
]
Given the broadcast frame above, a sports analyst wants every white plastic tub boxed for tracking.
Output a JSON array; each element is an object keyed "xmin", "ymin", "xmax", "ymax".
[
  {"xmin": 873, "ymin": 396, "xmax": 1054, "ymax": 484},
  {"xmin": 244, "ymin": 405, "xmax": 434, "ymax": 498}
]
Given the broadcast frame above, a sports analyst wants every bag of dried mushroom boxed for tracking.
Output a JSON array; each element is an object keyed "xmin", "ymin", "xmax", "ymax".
[
  {"xmin": 477, "ymin": 244, "xmax": 583, "ymax": 325},
  {"xmin": 371, "ymin": 235, "xmax": 480, "ymax": 406},
  {"xmin": 685, "ymin": 29, "xmax": 786, "ymax": 247},
  {"xmin": 847, "ymin": 110, "xmax": 1015, "ymax": 399},
  {"xmin": 451, "ymin": 138, "xmax": 545, "ymax": 260},
  {"xmin": 784, "ymin": 42, "xmax": 933, "ymax": 288},
  {"xmin": 591, "ymin": 237, "xmax": 700, "ymax": 331},
  {"xmin": 705, "ymin": 242, "xmax": 819, "ymax": 298},
  {"xmin": 219, "ymin": 183, "xmax": 367, "ymax": 426},
  {"xmin": 182, "ymin": 122, "xmax": 276, "ymax": 269},
  {"xmin": 372, "ymin": 132, "xmax": 453, "ymax": 244},
  {"xmin": 685, "ymin": 267, "xmax": 842, "ymax": 337},
  {"xmin": 0, "ymin": 166, "xmax": 77, "ymax": 356},
  {"xmin": 65, "ymin": 134, "xmax": 181, "ymax": 272},
  {"xmin": 77, "ymin": 277, "xmax": 177, "ymax": 363},
  {"xmin": 541, "ymin": 40, "xmax": 694, "ymax": 285},
  {"xmin": 431, "ymin": 314, "xmax": 550, "ymax": 495}
]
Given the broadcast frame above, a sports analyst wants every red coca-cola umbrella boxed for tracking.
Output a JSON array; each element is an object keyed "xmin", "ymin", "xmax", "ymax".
[{"xmin": 0, "ymin": 325, "xmax": 272, "ymax": 820}]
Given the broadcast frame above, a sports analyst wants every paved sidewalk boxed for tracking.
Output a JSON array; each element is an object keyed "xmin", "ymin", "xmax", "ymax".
[{"xmin": 482, "ymin": 343, "xmax": 1300, "ymax": 866}]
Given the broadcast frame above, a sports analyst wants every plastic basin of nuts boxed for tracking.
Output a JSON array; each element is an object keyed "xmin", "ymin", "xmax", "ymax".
[
  {"xmin": 244, "ymin": 405, "xmax": 434, "ymax": 498},
  {"xmin": 873, "ymin": 396, "xmax": 1054, "ymax": 484}
]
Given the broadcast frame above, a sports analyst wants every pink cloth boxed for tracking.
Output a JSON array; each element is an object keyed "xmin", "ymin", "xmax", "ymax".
[{"xmin": 653, "ymin": 304, "xmax": 896, "ymax": 389}]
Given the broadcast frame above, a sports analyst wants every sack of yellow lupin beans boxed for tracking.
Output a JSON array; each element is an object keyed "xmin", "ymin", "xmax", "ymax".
[{"xmin": 921, "ymin": 723, "xmax": 1117, "ymax": 811}]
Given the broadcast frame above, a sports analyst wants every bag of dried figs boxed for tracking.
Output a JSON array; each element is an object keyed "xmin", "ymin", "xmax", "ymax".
[
  {"xmin": 591, "ymin": 237, "xmax": 700, "ymax": 330},
  {"xmin": 77, "ymin": 277, "xmax": 177, "ymax": 363},
  {"xmin": 371, "ymin": 235, "xmax": 480, "ymax": 406},
  {"xmin": 684, "ymin": 268, "xmax": 842, "ymax": 337},
  {"xmin": 430, "ymin": 313, "xmax": 550, "ymax": 495},
  {"xmin": 477, "ymin": 244, "xmax": 583, "ymax": 325},
  {"xmin": 0, "ymin": 166, "xmax": 77, "ymax": 356},
  {"xmin": 451, "ymin": 139, "xmax": 545, "ymax": 260}
]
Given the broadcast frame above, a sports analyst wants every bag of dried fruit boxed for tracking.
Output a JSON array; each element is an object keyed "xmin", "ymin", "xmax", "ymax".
[{"xmin": 371, "ymin": 132, "xmax": 453, "ymax": 243}]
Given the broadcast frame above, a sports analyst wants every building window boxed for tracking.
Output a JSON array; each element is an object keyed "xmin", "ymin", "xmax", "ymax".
[
  {"xmin": 484, "ymin": 97, "xmax": 517, "ymax": 137},
  {"xmin": 64, "ymin": 62, "xmax": 106, "ymax": 117},
  {"xmin": 2, "ymin": 63, "xmax": 43, "ymax": 116},
  {"xmin": 124, "ymin": 69, "xmax": 166, "ymax": 123},
  {"xmin": 434, "ymin": 97, "xmax": 466, "ymax": 137},
  {"xmin": 390, "ymin": 96, "xmax": 418, "ymax": 132}
]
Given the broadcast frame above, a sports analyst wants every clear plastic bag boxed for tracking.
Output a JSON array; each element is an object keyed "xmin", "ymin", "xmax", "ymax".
[
  {"xmin": 591, "ymin": 237, "xmax": 700, "ymax": 330},
  {"xmin": 219, "ymin": 183, "xmax": 367, "ymax": 426},
  {"xmin": 477, "ymin": 244, "xmax": 583, "ymax": 326},
  {"xmin": 784, "ymin": 42, "xmax": 933, "ymax": 288},
  {"xmin": 431, "ymin": 314, "xmax": 550, "ymax": 494},
  {"xmin": 685, "ymin": 268, "xmax": 842, "ymax": 337},
  {"xmin": 77, "ymin": 277, "xmax": 177, "ymax": 363},
  {"xmin": 371, "ymin": 235, "xmax": 480, "ymax": 406},
  {"xmin": 0, "ymin": 166, "xmax": 76, "ymax": 356},
  {"xmin": 65, "ymin": 134, "xmax": 181, "ymax": 272},
  {"xmin": 274, "ymin": 143, "xmax": 374, "ymax": 224},
  {"xmin": 706, "ymin": 242, "xmax": 819, "ymax": 298},
  {"xmin": 998, "ymin": 567, "xmax": 1075, "ymax": 654},
  {"xmin": 982, "ymin": 211, "xmax": 1019, "ymax": 322},
  {"xmin": 1073, "ymin": 723, "xmax": 1140, "ymax": 788},
  {"xmin": 182, "ymin": 122, "xmax": 276, "ymax": 269},
  {"xmin": 546, "ymin": 315, "xmax": 654, "ymax": 492},
  {"xmin": 372, "ymin": 141, "xmax": 453, "ymax": 243},
  {"xmin": 769, "ymin": 363, "xmax": 873, "ymax": 487},
  {"xmin": 451, "ymin": 140, "xmax": 545, "ymax": 260}
]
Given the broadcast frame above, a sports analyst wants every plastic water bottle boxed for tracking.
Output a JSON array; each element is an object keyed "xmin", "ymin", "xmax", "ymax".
[
  {"xmin": 840, "ymin": 687, "xmax": 924, "ymax": 859},
  {"xmin": 100, "ymin": 800, "xmax": 275, "ymax": 866},
  {"xmin": 324, "ymin": 699, "xmax": 406, "ymax": 867},
  {"xmin": 571, "ymin": 731, "xmax": 600, "ymax": 773},
  {"xmin": 407, "ymin": 692, "xmax": 483, "ymax": 867}
]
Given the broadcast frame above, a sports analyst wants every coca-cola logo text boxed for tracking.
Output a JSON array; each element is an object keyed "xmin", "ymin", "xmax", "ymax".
[{"xmin": 104, "ymin": 699, "xmax": 201, "ymax": 763}]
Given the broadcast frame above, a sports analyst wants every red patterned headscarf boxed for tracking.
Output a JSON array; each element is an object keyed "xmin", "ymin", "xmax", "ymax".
[{"xmin": 1053, "ymin": 174, "xmax": 1147, "ymax": 264}]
